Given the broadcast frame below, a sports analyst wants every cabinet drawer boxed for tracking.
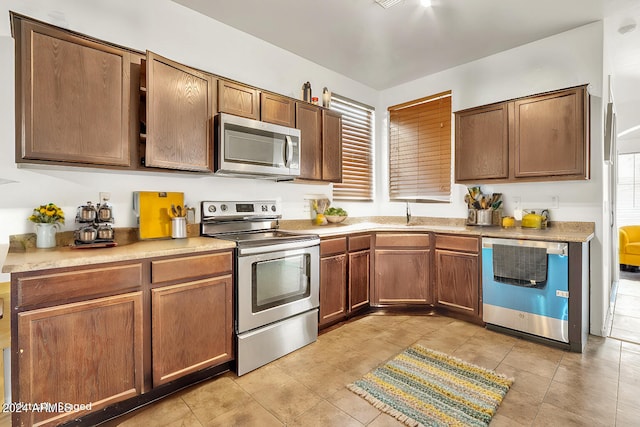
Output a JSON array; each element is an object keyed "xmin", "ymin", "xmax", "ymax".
[
  {"xmin": 320, "ymin": 237, "xmax": 347, "ymax": 256},
  {"xmin": 349, "ymin": 234, "xmax": 371, "ymax": 252},
  {"xmin": 376, "ymin": 233, "xmax": 430, "ymax": 248},
  {"xmin": 435, "ymin": 234, "xmax": 479, "ymax": 253},
  {"xmin": 151, "ymin": 251, "xmax": 233, "ymax": 284},
  {"xmin": 16, "ymin": 263, "xmax": 143, "ymax": 308}
]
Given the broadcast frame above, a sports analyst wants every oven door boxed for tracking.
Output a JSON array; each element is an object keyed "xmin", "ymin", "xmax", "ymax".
[{"xmin": 236, "ymin": 240, "xmax": 319, "ymax": 334}]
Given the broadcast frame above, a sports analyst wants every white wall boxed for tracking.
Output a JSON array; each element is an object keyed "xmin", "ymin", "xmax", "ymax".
[
  {"xmin": 0, "ymin": 1, "xmax": 609, "ymax": 335},
  {"xmin": 378, "ymin": 22, "xmax": 607, "ymax": 335}
]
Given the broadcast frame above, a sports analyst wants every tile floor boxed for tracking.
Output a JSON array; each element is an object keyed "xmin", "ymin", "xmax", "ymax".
[
  {"xmin": 111, "ymin": 313, "xmax": 640, "ymax": 427},
  {"xmin": 611, "ymin": 275, "xmax": 640, "ymax": 345}
]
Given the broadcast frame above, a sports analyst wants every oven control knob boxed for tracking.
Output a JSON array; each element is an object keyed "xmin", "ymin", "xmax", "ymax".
[
  {"xmin": 261, "ymin": 204, "xmax": 268, "ymax": 212},
  {"xmin": 221, "ymin": 204, "xmax": 228, "ymax": 212},
  {"xmin": 208, "ymin": 205, "xmax": 217, "ymax": 213},
  {"xmin": 271, "ymin": 205, "xmax": 276, "ymax": 212}
]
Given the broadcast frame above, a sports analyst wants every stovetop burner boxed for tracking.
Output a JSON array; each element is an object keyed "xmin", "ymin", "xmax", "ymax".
[
  {"xmin": 200, "ymin": 200, "xmax": 318, "ymax": 248},
  {"xmin": 215, "ymin": 230, "xmax": 306, "ymax": 242}
]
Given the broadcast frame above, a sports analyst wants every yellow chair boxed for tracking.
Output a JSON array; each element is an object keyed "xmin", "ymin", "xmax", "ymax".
[{"xmin": 619, "ymin": 226, "xmax": 640, "ymax": 269}]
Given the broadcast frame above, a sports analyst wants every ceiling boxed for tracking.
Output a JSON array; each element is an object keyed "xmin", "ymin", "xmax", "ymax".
[{"xmin": 173, "ymin": 0, "xmax": 640, "ymax": 139}]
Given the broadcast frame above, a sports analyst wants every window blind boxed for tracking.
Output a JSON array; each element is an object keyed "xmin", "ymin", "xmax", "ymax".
[
  {"xmin": 331, "ymin": 94, "xmax": 375, "ymax": 201},
  {"xmin": 388, "ymin": 91, "xmax": 451, "ymax": 202}
]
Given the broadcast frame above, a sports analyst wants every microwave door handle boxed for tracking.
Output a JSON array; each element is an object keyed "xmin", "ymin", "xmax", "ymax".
[{"xmin": 284, "ymin": 135, "xmax": 293, "ymax": 167}]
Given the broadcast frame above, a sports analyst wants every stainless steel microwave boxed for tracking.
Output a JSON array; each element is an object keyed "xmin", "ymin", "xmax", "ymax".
[{"xmin": 215, "ymin": 113, "xmax": 301, "ymax": 180}]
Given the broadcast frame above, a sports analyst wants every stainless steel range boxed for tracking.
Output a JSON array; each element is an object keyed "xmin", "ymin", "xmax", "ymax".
[{"xmin": 201, "ymin": 200, "xmax": 320, "ymax": 375}]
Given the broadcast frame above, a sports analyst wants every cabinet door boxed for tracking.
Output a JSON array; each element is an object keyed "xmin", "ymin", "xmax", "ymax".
[
  {"xmin": 16, "ymin": 18, "xmax": 132, "ymax": 167},
  {"xmin": 145, "ymin": 51, "xmax": 214, "ymax": 172},
  {"xmin": 261, "ymin": 92, "xmax": 295, "ymax": 127},
  {"xmin": 348, "ymin": 250, "xmax": 370, "ymax": 312},
  {"xmin": 514, "ymin": 86, "xmax": 588, "ymax": 179},
  {"xmin": 455, "ymin": 103, "xmax": 509, "ymax": 182},
  {"xmin": 435, "ymin": 249, "xmax": 479, "ymax": 316},
  {"xmin": 296, "ymin": 102, "xmax": 323, "ymax": 180},
  {"xmin": 319, "ymin": 254, "xmax": 347, "ymax": 327},
  {"xmin": 322, "ymin": 109, "xmax": 343, "ymax": 182},
  {"xmin": 218, "ymin": 79, "xmax": 259, "ymax": 120},
  {"xmin": 17, "ymin": 292, "xmax": 143, "ymax": 426},
  {"xmin": 374, "ymin": 249, "xmax": 431, "ymax": 305},
  {"xmin": 152, "ymin": 275, "xmax": 234, "ymax": 386}
]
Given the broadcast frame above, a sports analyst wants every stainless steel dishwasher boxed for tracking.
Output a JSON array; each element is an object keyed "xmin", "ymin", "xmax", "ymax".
[{"xmin": 482, "ymin": 238, "xmax": 569, "ymax": 343}]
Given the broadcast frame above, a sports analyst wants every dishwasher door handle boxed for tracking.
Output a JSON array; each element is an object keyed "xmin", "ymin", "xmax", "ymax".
[{"xmin": 482, "ymin": 237, "xmax": 568, "ymax": 256}]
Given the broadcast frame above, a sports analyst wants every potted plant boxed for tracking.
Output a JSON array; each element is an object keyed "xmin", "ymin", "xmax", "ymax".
[{"xmin": 28, "ymin": 203, "xmax": 65, "ymax": 248}]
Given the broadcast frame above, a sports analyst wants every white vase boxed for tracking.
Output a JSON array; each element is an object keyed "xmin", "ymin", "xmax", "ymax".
[{"xmin": 35, "ymin": 223, "xmax": 58, "ymax": 248}]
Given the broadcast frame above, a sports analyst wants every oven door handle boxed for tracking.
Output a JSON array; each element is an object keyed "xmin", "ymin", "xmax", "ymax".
[{"xmin": 238, "ymin": 238, "xmax": 320, "ymax": 256}]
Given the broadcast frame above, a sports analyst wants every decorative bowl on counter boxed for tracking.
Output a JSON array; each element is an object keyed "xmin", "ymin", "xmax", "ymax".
[{"xmin": 325, "ymin": 215, "xmax": 348, "ymax": 224}]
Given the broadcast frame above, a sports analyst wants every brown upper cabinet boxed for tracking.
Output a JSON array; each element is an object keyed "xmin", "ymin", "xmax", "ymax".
[
  {"xmin": 13, "ymin": 15, "xmax": 135, "ymax": 168},
  {"xmin": 218, "ymin": 79, "xmax": 260, "ymax": 120},
  {"xmin": 296, "ymin": 102, "xmax": 342, "ymax": 182},
  {"xmin": 261, "ymin": 92, "xmax": 295, "ymax": 127},
  {"xmin": 455, "ymin": 103, "xmax": 509, "ymax": 181},
  {"xmin": 296, "ymin": 102, "xmax": 323, "ymax": 179},
  {"xmin": 322, "ymin": 109, "xmax": 343, "ymax": 182},
  {"xmin": 11, "ymin": 14, "xmax": 343, "ymax": 180},
  {"xmin": 455, "ymin": 85, "xmax": 589, "ymax": 183},
  {"xmin": 143, "ymin": 51, "xmax": 215, "ymax": 172}
]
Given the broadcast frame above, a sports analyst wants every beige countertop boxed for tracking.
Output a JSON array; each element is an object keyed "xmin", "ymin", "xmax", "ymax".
[
  {"xmin": 2, "ymin": 217, "xmax": 594, "ymax": 274},
  {"xmin": 279, "ymin": 217, "xmax": 595, "ymax": 242},
  {"xmin": 2, "ymin": 237, "xmax": 236, "ymax": 274}
]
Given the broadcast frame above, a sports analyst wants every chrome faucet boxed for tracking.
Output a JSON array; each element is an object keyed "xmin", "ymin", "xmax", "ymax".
[{"xmin": 406, "ymin": 201, "xmax": 411, "ymax": 224}]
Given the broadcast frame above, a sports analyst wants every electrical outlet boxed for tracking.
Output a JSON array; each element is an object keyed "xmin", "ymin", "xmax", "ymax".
[
  {"xmin": 99, "ymin": 192, "xmax": 111, "ymax": 202},
  {"xmin": 512, "ymin": 196, "xmax": 522, "ymax": 220},
  {"xmin": 512, "ymin": 196, "xmax": 521, "ymax": 211},
  {"xmin": 551, "ymin": 195, "xmax": 559, "ymax": 208}
]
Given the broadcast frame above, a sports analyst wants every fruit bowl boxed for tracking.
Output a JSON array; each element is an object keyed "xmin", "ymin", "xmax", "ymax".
[{"xmin": 325, "ymin": 214, "xmax": 348, "ymax": 224}]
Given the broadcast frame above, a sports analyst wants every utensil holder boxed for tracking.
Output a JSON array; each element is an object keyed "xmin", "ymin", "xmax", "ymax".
[
  {"xmin": 477, "ymin": 209, "xmax": 492, "ymax": 225},
  {"xmin": 171, "ymin": 217, "xmax": 187, "ymax": 239}
]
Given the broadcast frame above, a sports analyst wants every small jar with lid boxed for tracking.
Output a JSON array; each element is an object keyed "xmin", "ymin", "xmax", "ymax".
[
  {"xmin": 97, "ymin": 202, "xmax": 113, "ymax": 222},
  {"xmin": 77, "ymin": 202, "xmax": 97, "ymax": 222},
  {"xmin": 97, "ymin": 223, "xmax": 114, "ymax": 240}
]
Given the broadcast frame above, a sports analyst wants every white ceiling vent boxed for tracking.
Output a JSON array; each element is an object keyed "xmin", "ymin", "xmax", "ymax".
[{"xmin": 374, "ymin": 0, "xmax": 403, "ymax": 9}]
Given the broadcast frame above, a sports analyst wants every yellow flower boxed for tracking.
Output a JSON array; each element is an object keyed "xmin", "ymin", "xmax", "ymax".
[{"xmin": 28, "ymin": 203, "xmax": 65, "ymax": 224}]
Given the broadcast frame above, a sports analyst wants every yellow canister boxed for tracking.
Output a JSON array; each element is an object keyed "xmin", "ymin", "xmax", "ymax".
[
  {"xmin": 521, "ymin": 213, "xmax": 543, "ymax": 229},
  {"xmin": 501, "ymin": 216, "xmax": 515, "ymax": 228}
]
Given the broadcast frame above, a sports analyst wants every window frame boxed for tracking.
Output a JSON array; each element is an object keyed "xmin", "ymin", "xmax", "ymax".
[
  {"xmin": 387, "ymin": 91, "xmax": 452, "ymax": 203},
  {"xmin": 330, "ymin": 93, "xmax": 375, "ymax": 202}
]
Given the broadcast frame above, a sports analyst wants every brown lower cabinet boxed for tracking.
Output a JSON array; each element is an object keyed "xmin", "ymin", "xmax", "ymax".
[
  {"xmin": 151, "ymin": 275, "xmax": 233, "ymax": 386},
  {"xmin": 17, "ymin": 292, "xmax": 144, "ymax": 427},
  {"xmin": 434, "ymin": 234, "xmax": 480, "ymax": 318},
  {"xmin": 319, "ymin": 234, "xmax": 370, "ymax": 328},
  {"xmin": 11, "ymin": 250, "xmax": 234, "ymax": 426},
  {"xmin": 373, "ymin": 233, "xmax": 432, "ymax": 305}
]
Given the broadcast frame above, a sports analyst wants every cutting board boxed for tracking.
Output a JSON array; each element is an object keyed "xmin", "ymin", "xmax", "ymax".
[{"xmin": 133, "ymin": 191, "xmax": 184, "ymax": 239}]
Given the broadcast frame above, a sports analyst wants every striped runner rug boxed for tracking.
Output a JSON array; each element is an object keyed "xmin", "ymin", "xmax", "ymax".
[{"xmin": 347, "ymin": 345, "xmax": 513, "ymax": 427}]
